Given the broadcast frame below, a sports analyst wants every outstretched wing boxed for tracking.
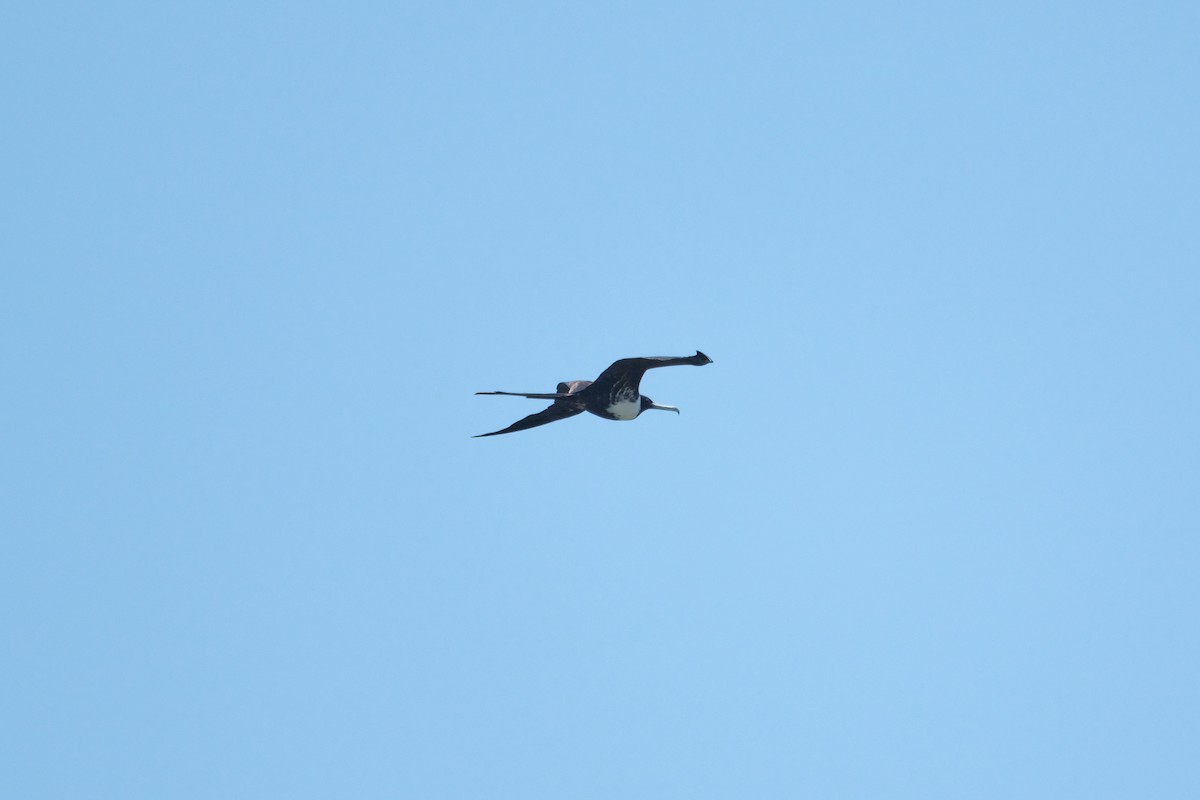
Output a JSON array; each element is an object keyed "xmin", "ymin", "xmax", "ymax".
[
  {"xmin": 589, "ymin": 351, "xmax": 712, "ymax": 396},
  {"xmin": 473, "ymin": 402, "xmax": 585, "ymax": 437}
]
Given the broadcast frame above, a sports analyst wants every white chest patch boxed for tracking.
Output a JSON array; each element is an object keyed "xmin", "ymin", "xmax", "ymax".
[{"xmin": 606, "ymin": 398, "xmax": 641, "ymax": 420}]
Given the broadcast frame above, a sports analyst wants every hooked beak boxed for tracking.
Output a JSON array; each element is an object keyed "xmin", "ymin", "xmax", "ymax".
[{"xmin": 648, "ymin": 402, "xmax": 680, "ymax": 414}]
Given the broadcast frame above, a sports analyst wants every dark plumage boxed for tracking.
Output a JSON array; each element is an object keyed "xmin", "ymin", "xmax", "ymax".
[{"xmin": 474, "ymin": 351, "xmax": 713, "ymax": 437}]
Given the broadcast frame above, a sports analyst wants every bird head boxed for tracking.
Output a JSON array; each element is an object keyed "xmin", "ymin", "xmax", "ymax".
[{"xmin": 641, "ymin": 395, "xmax": 680, "ymax": 414}]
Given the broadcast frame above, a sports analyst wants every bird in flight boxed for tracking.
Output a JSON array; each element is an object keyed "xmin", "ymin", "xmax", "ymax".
[{"xmin": 474, "ymin": 351, "xmax": 713, "ymax": 437}]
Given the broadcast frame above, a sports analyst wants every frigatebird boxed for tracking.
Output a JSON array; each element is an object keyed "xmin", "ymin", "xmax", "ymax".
[{"xmin": 474, "ymin": 351, "xmax": 713, "ymax": 437}]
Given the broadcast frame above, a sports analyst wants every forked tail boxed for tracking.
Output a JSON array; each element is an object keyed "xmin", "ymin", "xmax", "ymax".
[{"xmin": 475, "ymin": 391, "xmax": 571, "ymax": 400}]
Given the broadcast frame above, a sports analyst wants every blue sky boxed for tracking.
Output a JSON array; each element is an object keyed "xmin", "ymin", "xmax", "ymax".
[{"xmin": 3, "ymin": 2, "xmax": 1198, "ymax": 797}]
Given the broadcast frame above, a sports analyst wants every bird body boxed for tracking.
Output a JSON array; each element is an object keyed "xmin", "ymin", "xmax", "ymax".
[
  {"xmin": 604, "ymin": 393, "xmax": 642, "ymax": 421},
  {"xmin": 474, "ymin": 351, "xmax": 712, "ymax": 437}
]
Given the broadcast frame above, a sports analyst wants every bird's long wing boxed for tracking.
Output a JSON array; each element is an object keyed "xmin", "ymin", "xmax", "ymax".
[
  {"xmin": 473, "ymin": 402, "xmax": 585, "ymax": 437},
  {"xmin": 589, "ymin": 351, "xmax": 712, "ymax": 395}
]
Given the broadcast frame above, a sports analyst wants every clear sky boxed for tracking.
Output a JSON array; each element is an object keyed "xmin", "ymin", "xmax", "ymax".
[{"xmin": 3, "ymin": 2, "xmax": 1198, "ymax": 798}]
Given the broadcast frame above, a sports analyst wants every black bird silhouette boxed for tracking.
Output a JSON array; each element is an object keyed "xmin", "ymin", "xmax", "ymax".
[{"xmin": 474, "ymin": 351, "xmax": 713, "ymax": 437}]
